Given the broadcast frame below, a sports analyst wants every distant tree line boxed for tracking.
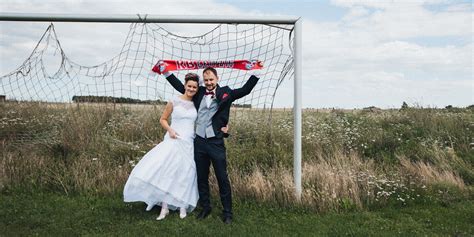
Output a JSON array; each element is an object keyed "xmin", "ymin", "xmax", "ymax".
[
  {"xmin": 72, "ymin": 95, "xmax": 166, "ymax": 105},
  {"xmin": 71, "ymin": 95, "xmax": 252, "ymax": 108},
  {"xmin": 232, "ymin": 104, "xmax": 252, "ymax": 108}
]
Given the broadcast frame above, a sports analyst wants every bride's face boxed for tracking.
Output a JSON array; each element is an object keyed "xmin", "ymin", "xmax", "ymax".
[{"xmin": 184, "ymin": 80, "xmax": 198, "ymax": 97}]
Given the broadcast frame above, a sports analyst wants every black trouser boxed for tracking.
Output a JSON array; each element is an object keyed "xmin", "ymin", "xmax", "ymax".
[{"xmin": 194, "ymin": 136, "xmax": 232, "ymax": 217}]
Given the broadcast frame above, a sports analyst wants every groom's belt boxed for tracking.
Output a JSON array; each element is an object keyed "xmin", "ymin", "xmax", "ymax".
[{"xmin": 195, "ymin": 135, "xmax": 223, "ymax": 141}]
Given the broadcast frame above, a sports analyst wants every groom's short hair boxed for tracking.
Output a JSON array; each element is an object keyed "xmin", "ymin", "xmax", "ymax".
[{"xmin": 203, "ymin": 67, "xmax": 218, "ymax": 77}]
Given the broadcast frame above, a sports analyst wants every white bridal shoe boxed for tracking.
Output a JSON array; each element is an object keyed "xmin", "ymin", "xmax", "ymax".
[
  {"xmin": 146, "ymin": 204, "xmax": 154, "ymax": 211},
  {"xmin": 156, "ymin": 208, "xmax": 169, "ymax": 220},
  {"xmin": 179, "ymin": 207, "xmax": 187, "ymax": 219}
]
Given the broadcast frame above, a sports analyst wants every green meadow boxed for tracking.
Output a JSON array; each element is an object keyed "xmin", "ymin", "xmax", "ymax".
[{"xmin": 1, "ymin": 102, "xmax": 473, "ymax": 235}]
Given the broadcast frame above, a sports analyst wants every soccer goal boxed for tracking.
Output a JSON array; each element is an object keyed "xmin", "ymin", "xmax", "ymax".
[{"xmin": 0, "ymin": 13, "xmax": 303, "ymax": 198}]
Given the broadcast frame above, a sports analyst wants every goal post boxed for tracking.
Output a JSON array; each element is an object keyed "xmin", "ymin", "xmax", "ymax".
[{"xmin": 0, "ymin": 12, "xmax": 303, "ymax": 199}]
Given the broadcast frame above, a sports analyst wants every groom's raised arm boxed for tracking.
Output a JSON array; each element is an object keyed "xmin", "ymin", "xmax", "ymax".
[
  {"xmin": 231, "ymin": 75, "xmax": 259, "ymax": 101},
  {"xmin": 164, "ymin": 73, "xmax": 185, "ymax": 94}
]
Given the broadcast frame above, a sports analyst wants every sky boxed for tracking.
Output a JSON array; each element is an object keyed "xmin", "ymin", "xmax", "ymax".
[{"xmin": 0, "ymin": 0, "xmax": 472, "ymax": 109}]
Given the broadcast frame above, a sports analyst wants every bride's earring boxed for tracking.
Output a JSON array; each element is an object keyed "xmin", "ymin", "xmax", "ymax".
[
  {"xmin": 156, "ymin": 203, "xmax": 169, "ymax": 220},
  {"xmin": 179, "ymin": 207, "xmax": 187, "ymax": 219}
]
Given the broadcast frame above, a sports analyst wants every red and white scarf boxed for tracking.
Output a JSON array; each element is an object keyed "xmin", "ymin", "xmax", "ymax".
[{"xmin": 152, "ymin": 59, "xmax": 263, "ymax": 74}]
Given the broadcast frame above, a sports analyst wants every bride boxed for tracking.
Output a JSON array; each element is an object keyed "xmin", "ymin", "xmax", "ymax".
[{"xmin": 123, "ymin": 73, "xmax": 201, "ymax": 220}]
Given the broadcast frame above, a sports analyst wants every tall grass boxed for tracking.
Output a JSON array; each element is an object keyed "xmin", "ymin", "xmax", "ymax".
[{"xmin": 1, "ymin": 102, "xmax": 472, "ymax": 211}]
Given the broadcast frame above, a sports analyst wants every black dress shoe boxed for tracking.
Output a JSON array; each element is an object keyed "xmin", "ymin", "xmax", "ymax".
[
  {"xmin": 222, "ymin": 216, "xmax": 232, "ymax": 224},
  {"xmin": 196, "ymin": 209, "xmax": 211, "ymax": 220}
]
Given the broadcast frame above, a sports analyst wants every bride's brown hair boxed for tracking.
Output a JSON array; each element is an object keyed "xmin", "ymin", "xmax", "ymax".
[{"xmin": 184, "ymin": 73, "xmax": 199, "ymax": 85}]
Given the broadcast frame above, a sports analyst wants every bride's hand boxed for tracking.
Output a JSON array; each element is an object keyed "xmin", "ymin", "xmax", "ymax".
[{"xmin": 169, "ymin": 129, "xmax": 179, "ymax": 139}]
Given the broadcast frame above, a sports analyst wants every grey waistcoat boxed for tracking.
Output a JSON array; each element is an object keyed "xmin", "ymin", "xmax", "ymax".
[{"xmin": 195, "ymin": 96, "xmax": 218, "ymax": 138}]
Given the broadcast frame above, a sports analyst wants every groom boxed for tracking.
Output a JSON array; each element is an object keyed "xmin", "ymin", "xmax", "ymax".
[{"xmin": 164, "ymin": 67, "xmax": 259, "ymax": 224}]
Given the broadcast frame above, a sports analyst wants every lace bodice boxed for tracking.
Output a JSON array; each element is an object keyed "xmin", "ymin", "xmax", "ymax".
[{"xmin": 167, "ymin": 96, "xmax": 197, "ymax": 141}]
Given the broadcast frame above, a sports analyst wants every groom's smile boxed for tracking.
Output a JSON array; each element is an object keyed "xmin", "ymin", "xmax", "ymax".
[{"xmin": 203, "ymin": 70, "xmax": 218, "ymax": 91}]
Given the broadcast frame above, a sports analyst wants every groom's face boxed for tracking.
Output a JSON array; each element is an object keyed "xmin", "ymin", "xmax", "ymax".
[{"xmin": 203, "ymin": 70, "xmax": 218, "ymax": 91}]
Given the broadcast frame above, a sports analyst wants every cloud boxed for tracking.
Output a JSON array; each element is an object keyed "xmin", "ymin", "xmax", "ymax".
[
  {"xmin": 333, "ymin": 0, "xmax": 472, "ymax": 39},
  {"xmin": 286, "ymin": 0, "xmax": 472, "ymax": 108},
  {"xmin": 331, "ymin": 0, "xmax": 450, "ymax": 9}
]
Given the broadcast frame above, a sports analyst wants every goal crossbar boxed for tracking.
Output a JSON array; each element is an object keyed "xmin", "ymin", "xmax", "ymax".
[{"xmin": 0, "ymin": 13, "xmax": 299, "ymax": 24}]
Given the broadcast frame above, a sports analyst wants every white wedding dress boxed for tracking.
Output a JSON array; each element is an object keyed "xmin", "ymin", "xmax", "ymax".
[{"xmin": 123, "ymin": 96, "xmax": 198, "ymax": 212}]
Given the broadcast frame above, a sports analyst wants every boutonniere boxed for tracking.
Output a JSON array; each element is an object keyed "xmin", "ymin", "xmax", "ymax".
[{"xmin": 222, "ymin": 93, "xmax": 229, "ymax": 100}]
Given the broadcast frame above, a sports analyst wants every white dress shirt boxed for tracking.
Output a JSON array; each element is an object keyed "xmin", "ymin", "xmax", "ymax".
[{"xmin": 205, "ymin": 89, "xmax": 216, "ymax": 108}]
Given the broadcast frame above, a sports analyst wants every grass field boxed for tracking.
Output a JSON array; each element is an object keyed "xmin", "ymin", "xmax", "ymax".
[
  {"xmin": 1, "ymin": 189, "xmax": 473, "ymax": 236},
  {"xmin": 1, "ymin": 102, "xmax": 473, "ymax": 235}
]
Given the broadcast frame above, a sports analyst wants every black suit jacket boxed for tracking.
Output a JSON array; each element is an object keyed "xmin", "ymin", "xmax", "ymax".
[{"xmin": 166, "ymin": 74, "xmax": 260, "ymax": 139}]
